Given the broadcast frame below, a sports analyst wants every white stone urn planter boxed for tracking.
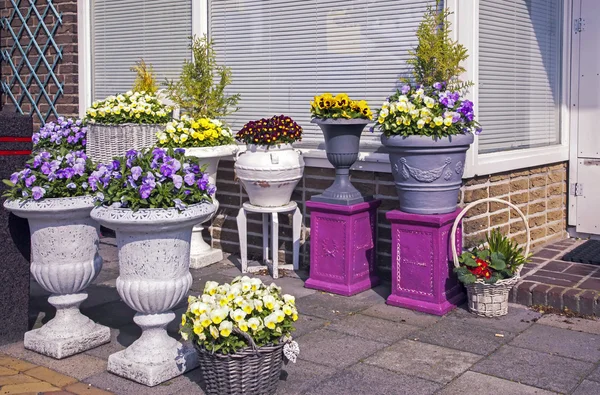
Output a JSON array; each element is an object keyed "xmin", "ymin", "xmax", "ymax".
[
  {"xmin": 91, "ymin": 202, "xmax": 216, "ymax": 387},
  {"xmin": 184, "ymin": 144, "xmax": 238, "ymax": 268},
  {"xmin": 234, "ymin": 144, "xmax": 304, "ymax": 207},
  {"xmin": 3, "ymin": 196, "xmax": 110, "ymax": 359}
]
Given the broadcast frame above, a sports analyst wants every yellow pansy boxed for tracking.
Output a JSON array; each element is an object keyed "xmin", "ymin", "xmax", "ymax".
[
  {"xmin": 209, "ymin": 325, "xmax": 219, "ymax": 339},
  {"xmin": 181, "ymin": 314, "xmax": 187, "ymax": 326},
  {"xmin": 238, "ymin": 320, "xmax": 249, "ymax": 332},
  {"xmin": 219, "ymin": 321, "xmax": 233, "ymax": 337},
  {"xmin": 199, "ymin": 313, "xmax": 212, "ymax": 328},
  {"xmin": 434, "ymin": 117, "xmax": 443, "ymax": 126},
  {"xmin": 417, "ymin": 119, "xmax": 426, "ymax": 129},
  {"xmin": 248, "ymin": 317, "xmax": 261, "ymax": 331}
]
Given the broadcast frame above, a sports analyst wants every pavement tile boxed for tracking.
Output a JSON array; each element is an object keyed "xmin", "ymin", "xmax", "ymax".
[
  {"xmin": 64, "ymin": 382, "xmax": 114, "ymax": 395},
  {"xmin": 0, "ymin": 367, "xmax": 18, "ymax": 376},
  {"xmin": 80, "ymin": 285, "xmax": 121, "ymax": 310},
  {"xmin": 304, "ymin": 363, "xmax": 441, "ymax": 395},
  {"xmin": 90, "ymin": 268, "xmax": 119, "ymax": 287},
  {"xmin": 328, "ymin": 314, "xmax": 417, "ymax": 344},
  {"xmin": 189, "ymin": 273, "xmax": 237, "ymax": 294},
  {"xmin": 84, "ymin": 369, "xmax": 205, "ymax": 395},
  {"xmin": 572, "ymin": 380, "xmax": 600, "ymax": 395},
  {"xmin": 296, "ymin": 291, "xmax": 383, "ymax": 321},
  {"xmin": 410, "ymin": 316, "xmax": 514, "ymax": 356},
  {"xmin": 587, "ymin": 365, "xmax": 600, "ymax": 382},
  {"xmin": 438, "ymin": 371, "xmax": 556, "ymax": 395},
  {"xmin": 84, "ymin": 325, "xmax": 139, "ymax": 361},
  {"xmin": 276, "ymin": 360, "xmax": 336, "ymax": 395},
  {"xmin": 361, "ymin": 303, "xmax": 440, "ymax": 327},
  {"xmin": 541, "ymin": 261, "xmax": 573, "ymax": 272},
  {"xmin": 537, "ymin": 315, "xmax": 600, "ymax": 335},
  {"xmin": 292, "ymin": 315, "xmax": 327, "ymax": 338},
  {"xmin": 510, "ymin": 324, "xmax": 600, "ymax": 362},
  {"xmin": 0, "ymin": 343, "xmax": 107, "ymax": 381},
  {"xmin": 24, "ymin": 366, "xmax": 78, "ymax": 387},
  {"xmin": 0, "ymin": 382, "xmax": 60, "ymax": 394},
  {"xmin": 0, "ymin": 355, "xmax": 36, "ymax": 372},
  {"xmin": 447, "ymin": 304, "xmax": 542, "ymax": 333},
  {"xmin": 533, "ymin": 250, "xmax": 562, "ymax": 260},
  {"xmin": 578, "ymin": 278, "xmax": 600, "ymax": 291},
  {"xmin": 472, "ymin": 345, "xmax": 593, "ymax": 393},
  {"xmin": 81, "ymin": 300, "xmax": 135, "ymax": 329},
  {"xmin": 296, "ymin": 329, "xmax": 386, "ymax": 368},
  {"xmin": 0, "ymin": 373, "xmax": 41, "ymax": 386},
  {"xmin": 364, "ymin": 340, "xmax": 481, "ymax": 384}
]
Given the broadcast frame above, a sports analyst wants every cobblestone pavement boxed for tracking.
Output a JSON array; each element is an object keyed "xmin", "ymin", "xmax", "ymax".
[{"xmin": 1, "ymin": 237, "xmax": 600, "ymax": 395}]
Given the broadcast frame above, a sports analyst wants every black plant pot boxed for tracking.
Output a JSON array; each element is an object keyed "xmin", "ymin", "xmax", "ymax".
[{"xmin": 310, "ymin": 118, "xmax": 372, "ymax": 205}]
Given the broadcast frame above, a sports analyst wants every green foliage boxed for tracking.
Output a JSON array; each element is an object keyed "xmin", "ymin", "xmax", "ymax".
[
  {"xmin": 165, "ymin": 35, "xmax": 240, "ymax": 119},
  {"xmin": 454, "ymin": 229, "xmax": 530, "ymax": 285},
  {"xmin": 131, "ymin": 59, "xmax": 158, "ymax": 94},
  {"xmin": 405, "ymin": 0, "xmax": 471, "ymax": 90}
]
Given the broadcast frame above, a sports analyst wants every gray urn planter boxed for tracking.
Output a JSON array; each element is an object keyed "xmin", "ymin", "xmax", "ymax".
[
  {"xmin": 3, "ymin": 196, "xmax": 110, "ymax": 359},
  {"xmin": 91, "ymin": 202, "xmax": 216, "ymax": 387},
  {"xmin": 311, "ymin": 118, "xmax": 371, "ymax": 205},
  {"xmin": 87, "ymin": 123, "xmax": 163, "ymax": 164},
  {"xmin": 381, "ymin": 133, "xmax": 474, "ymax": 215}
]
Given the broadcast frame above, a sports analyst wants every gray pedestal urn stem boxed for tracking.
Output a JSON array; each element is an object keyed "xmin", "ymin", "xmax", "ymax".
[
  {"xmin": 381, "ymin": 133, "xmax": 475, "ymax": 215},
  {"xmin": 91, "ymin": 202, "xmax": 216, "ymax": 387},
  {"xmin": 3, "ymin": 196, "xmax": 110, "ymax": 359},
  {"xmin": 311, "ymin": 118, "xmax": 371, "ymax": 205},
  {"xmin": 184, "ymin": 145, "xmax": 238, "ymax": 269}
]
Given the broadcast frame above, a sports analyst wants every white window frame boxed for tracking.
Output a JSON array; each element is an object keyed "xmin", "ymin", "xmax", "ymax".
[
  {"xmin": 454, "ymin": 0, "xmax": 572, "ymax": 178},
  {"xmin": 78, "ymin": 0, "xmax": 571, "ymax": 175}
]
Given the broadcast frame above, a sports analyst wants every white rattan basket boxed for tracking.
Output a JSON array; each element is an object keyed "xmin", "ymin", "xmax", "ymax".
[
  {"xmin": 86, "ymin": 123, "xmax": 164, "ymax": 164},
  {"xmin": 450, "ymin": 198, "xmax": 531, "ymax": 317}
]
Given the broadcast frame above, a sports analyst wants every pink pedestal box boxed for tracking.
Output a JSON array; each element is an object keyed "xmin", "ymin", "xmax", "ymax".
[
  {"xmin": 305, "ymin": 200, "xmax": 381, "ymax": 296},
  {"xmin": 386, "ymin": 209, "xmax": 465, "ymax": 315}
]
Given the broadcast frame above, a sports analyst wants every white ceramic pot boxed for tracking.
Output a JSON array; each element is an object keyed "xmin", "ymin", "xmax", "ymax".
[
  {"xmin": 234, "ymin": 144, "xmax": 304, "ymax": 207},
  {"xmin": 3, "ymin": 196, "xmax": 110, "ymax": 359},
  {"xmin": 184, "ymin": 145, "xmax": 238, "ymax": 268},
  {"xmin": 91, "ymin": 202, "xmax": 216, "ymax": 387}
]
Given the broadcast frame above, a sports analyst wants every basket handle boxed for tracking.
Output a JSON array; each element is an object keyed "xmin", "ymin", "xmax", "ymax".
[
  {"xmin": 233, "ymin": 327, "xmax": 259, "ymax": 353},
  {"xmin": 450, "ymin": 198, "xmax": 530, "ymax": 275}
]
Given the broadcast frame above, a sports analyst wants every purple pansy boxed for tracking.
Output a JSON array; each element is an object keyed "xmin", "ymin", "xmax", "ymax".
[
  {"xmin": 173, "ymin": 198, "xmax": 186, "ymax": 211},
  {"xmin": 32, "ymin": 186, "xmax": 45, "ymax": 200},
  {"xmin": 25, "ymin": 175, "xmax": 36, "ymax": 187},
  {"xmin": 184, "ymin": 173, "xmax": 195, "ymax": 186},
  {"xmin": 401, "ymin": 85, "xmax": 411, "ymax": 94},
  {"xmin": 131, "ymin": 166, "xmax": 142, "ymax": 181},
  {"xmin": 172, "ymin": 174, "xmax": 183, "ymax": 189}
]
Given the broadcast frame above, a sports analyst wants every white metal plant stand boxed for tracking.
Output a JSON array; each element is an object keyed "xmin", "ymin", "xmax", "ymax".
[{"xmin": 236, "ymin": 201, "xmax": 302, "ymax": 279}]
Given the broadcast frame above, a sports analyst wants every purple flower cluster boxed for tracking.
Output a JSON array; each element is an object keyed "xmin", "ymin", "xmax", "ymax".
[
  {"xmin": 6, "ymin": 150, "xmax": 93, "ymax": 201},
  {"xmin": 93, "ymin": 147, "xmax": 215, "ymax": 211},
  {"xmin": 32, "ymin": 117, "xmax": 87, "ymax": 151}
]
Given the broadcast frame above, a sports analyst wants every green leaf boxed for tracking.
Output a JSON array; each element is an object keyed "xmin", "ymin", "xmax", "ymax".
[
  {"xmin": 476, "ymin": 250, "xmax": 490, "ymax": 260},
  {"xmin": 462, "ymin": 256, "xmax": 478, "ymax": 268},
  {"xmin": 457, "ymin": 272, "xmax": 477, "ymax": 285},
  {"xmin": 2, "ymin": 179, "xmax": 15, "ymax": 187}
]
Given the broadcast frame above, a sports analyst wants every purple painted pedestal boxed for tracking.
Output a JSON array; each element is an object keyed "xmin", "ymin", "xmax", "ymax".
[
  {"xmin": 305, "ymin": 200, "xmax": 381, "ymax": 296},
  {"xmin": 386, "ymin": 209, "xmax": 465, "ymax": 315}
]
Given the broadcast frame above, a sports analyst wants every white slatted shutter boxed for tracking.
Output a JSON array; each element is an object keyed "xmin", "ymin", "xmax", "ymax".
[
  {"xmin": 209, "ymin": 0, "xmax": 435, "ymax": 148},
  {"xmin": 92, "ymin": 0, "xmax": 192, "ymax": 101},
  {"xmin": 478, "ymin": 0, "xmax": 562, "ymax": 154}
]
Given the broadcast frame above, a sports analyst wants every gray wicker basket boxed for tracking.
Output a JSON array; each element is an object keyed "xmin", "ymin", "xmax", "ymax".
[
  {"xmin": 451, "ymin": 198, "xmax": 531, "ymax": 317},
  {"xmin": 86, "ymin": 123, "xmax": 164, "ymax": 164},
  {"xmin": 195, "ymin": 334, "xmax": 285, "ymax": 395}
]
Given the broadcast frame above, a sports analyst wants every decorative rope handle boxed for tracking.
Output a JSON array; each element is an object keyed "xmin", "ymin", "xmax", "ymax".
[
  {"xmin": 235, "ymin": 149, "xmax": 246, "ymax": 161},
  {"xmin": 450, "ymin": 198, "xmax": 531, "ymax": 276}
]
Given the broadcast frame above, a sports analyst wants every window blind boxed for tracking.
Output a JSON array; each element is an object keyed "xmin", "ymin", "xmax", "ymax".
[
  {"xmin": 209, "ymin": 0, "xmax": 434, "ymax": 148},
  {"xmin": 478, "ymin": 0, "xmax": 562, "ymax": 154},
  {"xmin": 92, "ymin": 0, "xmax": 192, "ymax": 101}
]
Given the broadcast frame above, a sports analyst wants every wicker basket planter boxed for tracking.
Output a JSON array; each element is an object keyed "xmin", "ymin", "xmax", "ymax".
[
  {"xmin": 86, "ymin": 123, "xmax": 164, "ymax": 164},
  {"xmin": 450, "ymin": 198, "xmax": 531, "ymax": 317},
  {"xmin": 195, "ymin": 337, "xmax": 285, "ymax": 395}
]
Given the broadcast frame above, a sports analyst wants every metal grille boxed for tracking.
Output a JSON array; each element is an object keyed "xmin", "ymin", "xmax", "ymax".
[{"xmin": 0, "ymin": 0, "xmax": 64, "ymax": 123}]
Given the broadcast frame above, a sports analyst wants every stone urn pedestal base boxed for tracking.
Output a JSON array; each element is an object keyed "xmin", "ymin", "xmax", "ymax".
[
  {"xmin": 305, "ymin": 200, "xmax": 381, "ymax": 296},
  {"xmin": 107, "ymin": 312, "xmax": 198, "ymax": 387},
  {"xmin": 24, "ymin": 292, "xmax": 110, "ymax": 359},
  {"xmin": 386, "ymin": 209, "xmax": 465, "ymax": 316}
]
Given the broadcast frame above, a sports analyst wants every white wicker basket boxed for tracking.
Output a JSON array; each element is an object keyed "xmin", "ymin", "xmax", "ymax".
[
  {"xmin": 86, "ymin": 123, "xmax": 164, "ymax": 164},
  {"xmin": 450, "ymin": 198, "xmax": 531, "ymax": 317}
]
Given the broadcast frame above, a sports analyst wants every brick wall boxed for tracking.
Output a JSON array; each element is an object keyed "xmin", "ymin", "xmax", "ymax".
[
  {"xmin": 211, "ymin": 160, "xmax": 568, "ymax": 280},
  {"xmin": 1, "ymin": 0, "xmax": 79, "ymax": 126}
]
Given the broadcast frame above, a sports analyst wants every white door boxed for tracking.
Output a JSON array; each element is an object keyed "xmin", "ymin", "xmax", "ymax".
[{"xmin": 573, "ymin": 0, "xmax": 600, "ymax": 235}]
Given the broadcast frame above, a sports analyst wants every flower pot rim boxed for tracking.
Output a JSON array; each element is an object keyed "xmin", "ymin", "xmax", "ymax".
[
  {"xmin": 381, "ymin": 132, "xmax": 474, "ymax": 147},
  {"xmin": 244, "ymin": 143, "xmax": 296, "ymax": 152},
  {"xmin": 91, "ymin": 201, "xmax": 217, "ymax": 229},
  {"xmin": 184, "ymin": 144, "xmax": 240, "ymax": 159},
  {"xmin": 311, "ymin": 118, "xmax": 370, "ymax": 125},
  {"xmin": 3, "ymin": 195, "xmax": 95, "ymax": 214}
]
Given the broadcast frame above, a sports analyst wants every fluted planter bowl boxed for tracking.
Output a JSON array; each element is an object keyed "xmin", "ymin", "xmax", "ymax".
[
  {"xmin": 311, "ymin": 118, "xmax": 370, "ymax": 205},
  {"xmin": 3, "ymin": 196, "xmax": 110, "ymax": 358},
  {"xmin": 91, "ymin": 201, "xmax": 216, "ymax": 386},
  {"xmin": 235, "ymin": 144, "xmax": 304, "ymax": 207},
  {"xmin": 381, "ymin": 133, "xmax": 474, "ymax": 215}
]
